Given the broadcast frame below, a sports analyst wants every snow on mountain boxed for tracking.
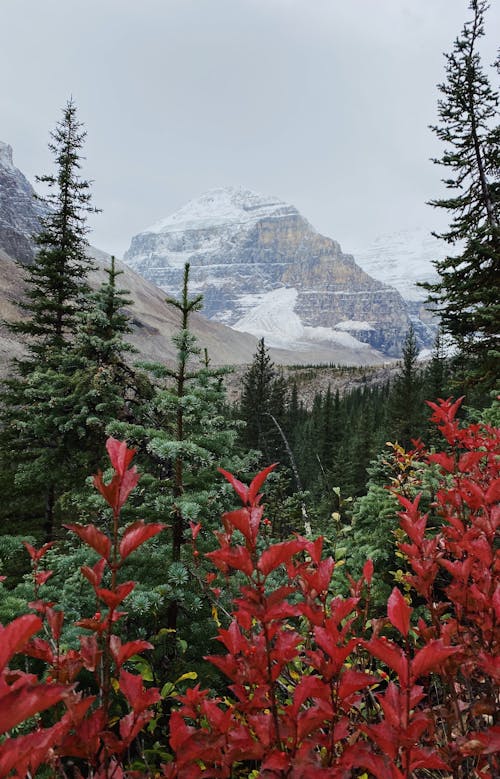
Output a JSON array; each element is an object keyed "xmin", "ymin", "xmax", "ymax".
[
  {"xmin": 125, "ymin": 188, "xmax": 436, "ymax": 359},
  {"xmin": 233, "ymin": 287, "xmax": 372, "ymax": 351},
  {"xmin": 147, "ymin": 187, "xmax": 297, "ymax": 235},
  {"xmin": 350, "ymin": 227, "xmax": 445, "ymax": 301},
  {"xmin": 0, "ymin": 142, "xmax": 15, "ymax": 171}
]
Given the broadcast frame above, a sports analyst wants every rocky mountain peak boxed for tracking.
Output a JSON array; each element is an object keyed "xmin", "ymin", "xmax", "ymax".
[
  {"xmin": 147, "ymin": 186, "xmax": 300, "ymax": 235},
  {"xmin": 0, "ymin": 141, "xmax": 46, "ymax": 264},
  {"xmin": 0, "ymin": 141, "xmax": 14, "ymax": 170},
  {"xmin": 125, "ymin": 188, "xmax": 435, "ymax": 358}
]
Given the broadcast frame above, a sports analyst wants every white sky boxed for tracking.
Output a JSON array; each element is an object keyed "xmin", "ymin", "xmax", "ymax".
[{"xmin": 1, "ymin": 0, "xmax": 499, "ymax": 257}]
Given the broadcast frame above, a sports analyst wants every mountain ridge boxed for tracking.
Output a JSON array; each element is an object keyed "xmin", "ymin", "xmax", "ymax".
[
  {"xmin": 125, "ymin": 187, "xmax": 435, "ymax": 357},
  {"xmin": 0, "ymin": 147, "xmax": 391, "ymax": 374}
]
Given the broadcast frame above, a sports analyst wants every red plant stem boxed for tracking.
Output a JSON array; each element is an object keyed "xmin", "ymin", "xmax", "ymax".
[
  {"xmin": 102, "ymin": 505, "xmax": 120, "ymax": 724},
  {"xmin": 403, "ymin": 636, "xmax": 411, "ymax": 779},
  {"xmin": 257, "ymin": 576, "xmax": 283, "ymax": 751}
]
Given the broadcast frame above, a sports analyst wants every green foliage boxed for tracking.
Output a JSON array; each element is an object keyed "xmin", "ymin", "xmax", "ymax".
[
  {"xmin": 346, "ymin": 442, "xmax": 441, "ymax": 612},
  {"xmin": 0, "ymin": 101, "xmax": 101, "ymax": 540},
  {"xmin": 239, "ymin": 338, "xmax": 289, "ymax": 463},
  {"xmin": 389, "ymin": 324, "xmax": 426, "ymax": 447},
  {"xmin": 425, "ymin": 0, "xmax": 500, "ymax": 388}
]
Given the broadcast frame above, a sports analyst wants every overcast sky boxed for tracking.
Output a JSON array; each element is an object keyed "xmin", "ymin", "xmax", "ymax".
[{"xmin": 1, "ymin": 0, "xmax": 499, "ymax": 257}]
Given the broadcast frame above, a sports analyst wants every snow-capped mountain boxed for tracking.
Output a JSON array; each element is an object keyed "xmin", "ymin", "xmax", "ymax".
[
  {"xmin": 125, "ymin": 187, "xmax": 435, "ymax": 357},
  {"xmin": 350, "ymin": 228, "xmax": 444, "ymax": 302}
]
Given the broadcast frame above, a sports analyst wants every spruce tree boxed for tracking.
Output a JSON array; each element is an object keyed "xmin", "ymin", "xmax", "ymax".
[
  {"xmin": 425, "ymin": 0, "xmax": 500, "ymax": 386},
  {"xmin": 10, "ymin": 98, "xmax": 98, "ymax": 363},
  {"xmin": 239, "ymin": 338, "xmax": 289, "ymax": 463},
  {"xmin": 109, "ymin": 264, "xmax": 250, "ymax": 640},
  {"xmin": 0, "ymin": 100, "xmax": 98, "ymax": 539},
  {"xmin": 65, "ymin": 257, "xmax": 144, "ymax": 469},
  {"xmin": 390, "ymin": 325, "xmax": 425, "ymax": 448}
]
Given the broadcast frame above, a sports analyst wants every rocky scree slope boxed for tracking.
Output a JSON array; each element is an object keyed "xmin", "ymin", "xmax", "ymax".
[{"xmin": 124, "ymin": 187, "xmax": 434, "ymax": 357}]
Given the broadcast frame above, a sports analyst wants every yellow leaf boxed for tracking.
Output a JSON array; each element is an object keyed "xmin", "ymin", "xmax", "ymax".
[
  {"xmin": 175, "ymin": 671, "xmax": 198, "ymax": 683},
  {"xmin": 211, "ymin": 604, "xmax": 221, "ymax": 627}
]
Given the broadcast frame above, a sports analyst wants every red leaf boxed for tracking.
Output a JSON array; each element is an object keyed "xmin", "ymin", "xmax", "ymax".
[
  {"xmin": 110, "ymin": 635, "xmax": 153, "ymax": 668},
  {"xmin": 79, "ymin": 635, "xmax": 101, "ymax": 671},
  {"xmin": 218, "ymin": 467, "xmax": 249, "ymax": 504},
  {"xmin": 247, "ymin": 463, "xmax": 278, "ymax": 505},
  {"xmin": 258, "ymin": 538, "xmax": 307, "ymax": 576},
  {"xmin": 24, "ymin": 637, "xmax": 54, "ymax": 664},
  {"xmin": 0, "ymin": 683, "xmax": 68, "ymax": 732},
  {"xmin": 222, "ymin": 506, "xmax": 264, "ymax": 546},
  {"xmin": 106, "ymin": 437, "xmax": 136, "ymax": 476},
  {"xmin": 428, "ymin": 452, "xmax": 455, "ymax": 472},
  {"xmin": 485, "ymin": 478, "xmax": 500, "ymax": 505},
  {"xmin": 363, "ymin": 559, "xmax": 374, "ymax": 585},
  {"xmin": 261, "ymin": 751, "xmax": 289, "ymax": 772},
  {"xmin": 216, "ymin": 621, "xmax": 246, "ymax": 655},
  {"xmin": 189, "ymin": 520, "xmax": 201, "ymax": 540},
  {"xmin": 119, "ymin": 669, "xmax": 160, "ymax": 713},
  {"xmin": 23, "ymin": 541, "xmax": 55, "ymax": 562},
  {"xmin": 292, "ymin": 674, "xmax": 327, "ymax": 714},
  {"xmin": 411, "ymin": 640, "xmax": 460, "ymax": 680},
  {"xmin": 387, "ymin": 587, "xmax": 412, "ymax": 637},
  {"xmin": 364, "ymin": 637, "xmax": 407, "ymax": 679},
  {"xmin": 46, "ymin": 608, "xmax": 64, "ymax": 641},
  {"xmin": 93, "ymin": 468, "xmax": 139, "ymax": 513},
  {"xmin": 81, "ymin": 558, "xmax": 107, "ymax": 588},
  {"xmin": 119, "ymin": 521, "xmax": 165, "ymax": 560},
  {"xmin": 97, "ymin": 581, "xmax": 135, "ymax": 610},
  {"xmin": 206, "ymin": 545, "xmax": 254, "ymax": 576},
  {"xmin": 0, "ymin": 614, "xmax": 42, "ymax": 671},
  {"xmin": 338, "ymin": 668, "xmax": 378, "ymax": 700},
  {"xmin": 34, "ymin": 570, "xmax": 53, "ymax": 587},
  {"xmin": 64, "ymin": 523, "xmax": 111, "ymax": 560}
]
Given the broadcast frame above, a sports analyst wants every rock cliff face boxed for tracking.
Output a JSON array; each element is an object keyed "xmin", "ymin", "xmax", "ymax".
[
  {"xmin": 0, "ymin": 141, "xmax": 46, "ymax": 263},
  {"xmin": 125, "ymin": 187, "xmax": 428, "ymax": 357}
]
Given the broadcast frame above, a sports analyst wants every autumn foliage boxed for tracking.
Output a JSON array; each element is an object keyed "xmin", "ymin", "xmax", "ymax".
[{"xmin": 0, "ymin": 398, "xmax": 498, "ymax": 778}]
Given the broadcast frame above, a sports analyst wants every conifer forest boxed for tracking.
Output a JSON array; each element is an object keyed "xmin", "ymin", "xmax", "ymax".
[{"xmin": 0, "ymin": 2, "xmax": 498, "ymax": 777}]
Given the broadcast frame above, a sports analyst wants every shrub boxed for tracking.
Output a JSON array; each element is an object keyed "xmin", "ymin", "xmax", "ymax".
[{"xmin": 0, "ymin": 398, "xmax": 498, "ymax": 778}]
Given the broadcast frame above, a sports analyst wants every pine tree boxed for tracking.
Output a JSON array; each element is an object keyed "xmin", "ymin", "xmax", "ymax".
[
  {"xmin": 10, "ymin": 98, "xmax": 98, "ymax": 363},
  {"xmin": 0, "ymin": 100, "xmax": 98, "ymax": 539},
  {"xmin": 108, "ymin": 264, "xmax": 251, "ymax": 639},
  {"xmin": 65, "ymin": 257, "xmax": 145, "ymax": 469},
  {"xmin": 425, "ymin": 0, "xmax": 500, "ymax": 385},
  {"xmin": 390, "ymin": 325, "xmax": 425, "ymax": 448},
  {"xmin": 239, "ymin": 338, "xmax": 289, "ymax": 463}
]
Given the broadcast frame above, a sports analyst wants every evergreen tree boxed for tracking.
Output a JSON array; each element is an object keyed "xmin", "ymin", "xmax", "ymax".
[
  {"xmin": 0, "ymin": 100, "xmax": 98, "ymax": 539},
  {"xmin": 390, "ymin": 325, "xmax": 425, "ymax": 448},
  {"xmin": 239, "ymin": 338, "xmax": 289, "ymax": 463},
  {"xmin": 10, "ymin": 98, "xmax": 98, "ymax": 363},
  {"xmin": 425, "ymin": 0, "xmax": 500, "ymax": 386},
  {"xmin": 64, "ymin": 256, "xmax": 146, "ymax": 470},
  {"xmin": 109, "ymin": 264, "xmax": 251, "ymax": 640}
]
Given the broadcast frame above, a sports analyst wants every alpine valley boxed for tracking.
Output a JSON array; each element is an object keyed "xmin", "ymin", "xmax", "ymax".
[
  {"xmin": 1, "ymin": 144, "xmax": 441, "ymax": 372},
  {"xmin": 124, "ymin": 187, "xmax": 439, "ymax": 358}
]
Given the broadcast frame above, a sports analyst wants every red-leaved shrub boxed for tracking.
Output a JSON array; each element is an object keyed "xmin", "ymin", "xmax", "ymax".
[{"xmin": 0, "ymin": 399, "xmax": 498, "ymax": 778}]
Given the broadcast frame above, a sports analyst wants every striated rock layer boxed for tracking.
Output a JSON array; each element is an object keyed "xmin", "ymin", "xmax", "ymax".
[{"xmin": 124, "ymin": 187, "xmax": 428, "ymax": 357}]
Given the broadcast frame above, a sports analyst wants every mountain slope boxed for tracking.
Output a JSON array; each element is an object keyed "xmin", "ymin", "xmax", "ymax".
[
  {"xmin": 0, "ymin": 146, "xmax": 387, "ymax": 374},
  {"xmin": 125, "ymin": 187, "xmax": 431, "ymax": 357},
  {"xmin": 350, "ymin": 228, "xmax": 443, "ymax": 302}
]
